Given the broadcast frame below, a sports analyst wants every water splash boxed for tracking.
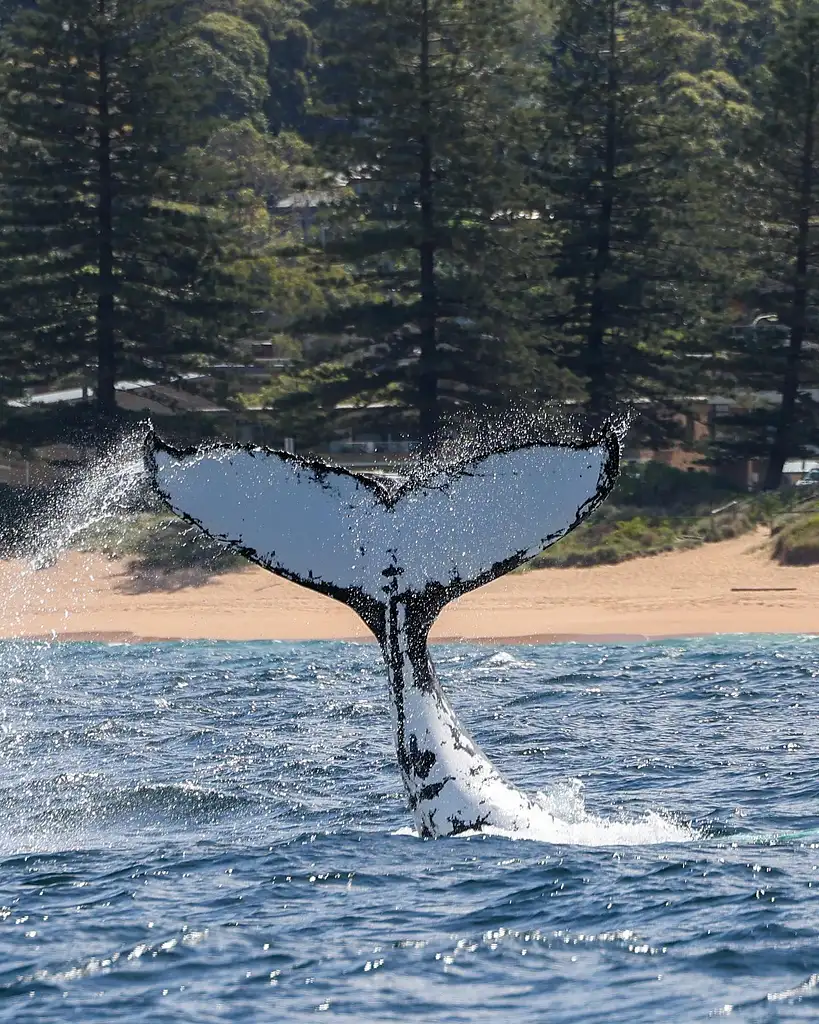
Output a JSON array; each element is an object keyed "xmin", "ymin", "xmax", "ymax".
[
  {"xmin": 520, "ymin": 778, "xmax": 695, "ymax": 845},
  {"xmin": 395, "ymin": 777, "xmax": 696, "ymax": 846},
  {"xmin": 0, "ymin": 432, "xmax": 150, "ymax": 703},
  {"xmin": 396, "ymin": 406, "xmax": 631, "ymax": 489},
  {"xmin": 480, "ymin": 650, "xmax": 534, "ymax": 670},
  {"xmin": 23, "ymin": 432, "xmax": 149, "ymax": 570}
]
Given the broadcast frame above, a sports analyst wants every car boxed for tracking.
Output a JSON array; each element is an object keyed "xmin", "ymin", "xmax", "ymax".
[{"xmin": 795, "ymin": 468, "xmax": 819, "ymax": 487}]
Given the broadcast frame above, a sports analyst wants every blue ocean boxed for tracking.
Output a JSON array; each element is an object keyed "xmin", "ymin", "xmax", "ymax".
[{"xmin": 1, "ymin": 635, "xmax": 818, "ymax": 1022}]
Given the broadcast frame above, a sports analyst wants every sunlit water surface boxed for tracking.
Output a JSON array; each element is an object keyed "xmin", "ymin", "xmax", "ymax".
[{"xmin": 1, "ymin": 636, "xmax": 818, "ymax": 1022}]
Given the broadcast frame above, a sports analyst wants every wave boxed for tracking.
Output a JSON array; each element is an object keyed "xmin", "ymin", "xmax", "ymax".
[{"xmin": 0, "ymin": 779, "xmax": 257, "ymax": 854}]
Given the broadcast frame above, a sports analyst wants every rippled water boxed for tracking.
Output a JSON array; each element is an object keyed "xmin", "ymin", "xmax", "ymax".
[{"xmin": 1, "ymin": 635, "xmax": 818, "ymax": 1022}]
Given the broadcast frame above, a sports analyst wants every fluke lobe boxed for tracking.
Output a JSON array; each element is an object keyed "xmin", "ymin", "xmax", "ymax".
[{"xmin": 145, "ymin": 426, "xmax": 621, "ymax": 838}]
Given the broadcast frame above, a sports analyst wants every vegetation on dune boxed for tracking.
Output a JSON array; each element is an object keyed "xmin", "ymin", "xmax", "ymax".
[
  {"xmin": 527, "ymin": 503, "xmax": 760, "ymax": 569},
  {"xmin": 771, "ymin": 513, "xmax": 819, "ymax": 566},
  {"xmin": 528, "ymin": 464, "xmax": 818, "ymax": 569}
]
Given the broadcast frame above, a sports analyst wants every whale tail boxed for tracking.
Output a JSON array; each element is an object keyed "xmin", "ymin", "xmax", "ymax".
[{"xmin": 145, "ymin": 426, "xmax": 620, "ymax": 635}]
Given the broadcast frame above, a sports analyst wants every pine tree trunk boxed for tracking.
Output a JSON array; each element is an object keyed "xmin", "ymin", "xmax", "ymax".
[
  {"xmin": 417, "ymin": 0, "xmax": 439, "ymax": 450},
  {"xmin": 96, "ymin": 9, "xmax": 117, "ymax": 418},
  {"xmin": 586, "ymin": 0, "xmax": 617, "ymax": 417},
  {"xmin": 763, "ymin": 43, "xmax": 815, "ymax": 491}
]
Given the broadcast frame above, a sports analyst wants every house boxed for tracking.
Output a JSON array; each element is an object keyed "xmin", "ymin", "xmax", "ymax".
[{"xmin": 783, "ymin": 459, "xmax": 819, "ymax": 485}]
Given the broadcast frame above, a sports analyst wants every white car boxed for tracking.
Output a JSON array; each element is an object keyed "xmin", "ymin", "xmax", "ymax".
[{"xmin": 795, "ymin": 468, "xmax": 819, "ymax": 487}]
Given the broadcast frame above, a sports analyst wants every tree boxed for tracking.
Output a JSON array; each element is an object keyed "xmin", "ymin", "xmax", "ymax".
[
  {"xmin": 292, "ymin": 0, "xmax": 574, "ymax": 448},
  {"xmin": 536, "ymin": 0, "xmax": 749, "ymax": 433},
  {"xmin": 731, "ymin": 2, "xmax": 819, "ymax": 489},
  {"xmin": 0, "ymin": 0, "xmax": 270, "ymax": 414},
  {"xmin": 682, "ymin": 0, "xmax": 785, "ymax": 83}
]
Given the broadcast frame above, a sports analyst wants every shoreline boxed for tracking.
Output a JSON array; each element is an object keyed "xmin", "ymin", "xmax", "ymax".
[
  {"xmin": 1, "ymin": 528, "xmax": 817, "ymax": 644},
  {"xmin": 1, "ymin": 630, "xmax": 687, "ymax": 645},
  {"xmin": 8, "ymin": 630, "xmax": 817, "ymax": 646}
]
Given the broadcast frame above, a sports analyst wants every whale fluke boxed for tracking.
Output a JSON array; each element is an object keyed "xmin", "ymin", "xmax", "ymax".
[
  {"xmin": 146, "ymin": 432, "xmax": 618, "ymax": 635},
  {"xmin": 145, "ymin": 426, "xmax": 622, "ymax": 837}
]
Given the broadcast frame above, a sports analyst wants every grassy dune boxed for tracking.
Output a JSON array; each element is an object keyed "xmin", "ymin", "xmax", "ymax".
[
  {"xmin": 772, "ymin": 513, "xmax": 819, "ymax": 566},
  {"xmin": 529, "ymin": 464, "xmax": 819, "ymax": 569}
]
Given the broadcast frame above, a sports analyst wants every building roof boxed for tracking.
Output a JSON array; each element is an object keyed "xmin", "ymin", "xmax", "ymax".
[
  {"xmin": 7, "ymin": 375, "xmax": 228, "ymax": 414},
  {"xmin": 783, "ymin": 459, "xmax": 819, "ymax": 474}
]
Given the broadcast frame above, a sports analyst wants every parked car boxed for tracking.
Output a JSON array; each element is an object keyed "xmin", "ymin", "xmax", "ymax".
[{"xmin": 795, "ymin": 468, "xmax": 819, "ymax": 487}]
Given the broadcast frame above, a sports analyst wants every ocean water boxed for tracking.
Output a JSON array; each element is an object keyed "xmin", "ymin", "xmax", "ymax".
[{"xmin": 0, "ymin": 635, "xmax": 818, "ymax": 1023}]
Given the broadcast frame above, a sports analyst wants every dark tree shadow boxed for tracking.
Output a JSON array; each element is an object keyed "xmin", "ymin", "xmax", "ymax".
[
  {"xmin": 114, "ymin": 559, "xmax": 251, "ymax": 594},
  {"xmin": 91, "ymin": 514, "xmax": 250, "ymax": 593}
]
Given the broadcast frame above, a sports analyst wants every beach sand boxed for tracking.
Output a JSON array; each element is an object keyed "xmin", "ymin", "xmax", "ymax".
[{"xmin": 0, "ymin": 527, "xmax": 816, "ymax": 643}]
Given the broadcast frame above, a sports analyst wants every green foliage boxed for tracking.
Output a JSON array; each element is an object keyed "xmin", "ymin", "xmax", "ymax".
[
  {"xmin": 184, "ymin": 10, "xmax": 271, "ymax": 124},
  {"xmin": 238, "ymin": 360, "xmax": 350, "ymax": 441},
  {"xmin": 527, "ymin": 502, "xmax": 759, "ymax": 568},
  {"xmin": 535, "ymin": 0, "xmax": 752, "ymax": 428},
  {"xmin": 715, "ymin": 2, "xmax": 819, "ymax": 485},
  {"xmin": 0, "ymin": 0, "xmax": 293, "ymax": 413},
  {"xmin": 612, "ymin": 462, "xmax": 744, "ymax": 509},
  {"xmin": 772, "ymin": 513, "xmax": 819, "ymax": 566},
  {"xmin": 1, "ymin": 0, "xmax": 819, "ymax": 470},
  {"xmin": 292, "ymin": 0, "xmax": 578, "ymax": 444},
  {"xmin": 188, "ymin": 123, "xmax": 316, "ymax": 211}
]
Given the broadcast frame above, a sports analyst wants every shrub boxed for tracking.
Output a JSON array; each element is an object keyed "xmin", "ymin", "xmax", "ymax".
[
  {"xmin": 772, "ymin": 514, "xmax": 819, "ymax": 566},
  {"xmin": 613, "ymin": 461, "xmax": 742, "ymax": 509},
  {"xmin": 526, "ymin": 499, "xmax": 765, "ymax": 570}
]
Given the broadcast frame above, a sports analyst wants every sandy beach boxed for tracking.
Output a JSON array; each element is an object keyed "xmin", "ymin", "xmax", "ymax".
[{"xmin": 0, "ymin": 527, "xmax": 816, "ymax": 643}]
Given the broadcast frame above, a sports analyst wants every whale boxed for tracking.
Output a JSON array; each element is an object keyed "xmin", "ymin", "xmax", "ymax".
[{"xmin": 144, "ymin": 424, "xmax": 621, "ymax": 838}]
